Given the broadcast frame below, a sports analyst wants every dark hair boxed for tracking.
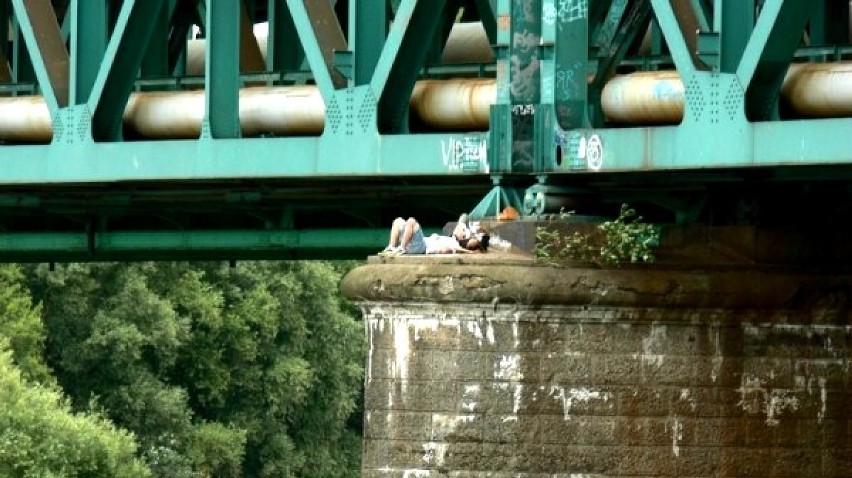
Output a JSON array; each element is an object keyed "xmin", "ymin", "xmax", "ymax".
[
  {"xmin": 478, "ymin": 233, "xmax": 490, "ymax": 251},
  {"xmin": 465, "ymin": 233, "xmax": 490, "ymax": 252}
]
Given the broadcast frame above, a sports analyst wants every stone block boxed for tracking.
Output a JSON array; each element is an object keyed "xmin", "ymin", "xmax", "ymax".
[
  {"xmin": 535, "ymin": 383, "xmax": 617, "ymax": 418},
  {"xmin": 673, "ymin": 446, "xmax": 724, "ymax": 476},
  {"xmin": 430, "ymin": 350, "xmax": 487, "ymax": 381},
  {"xmin": 428, "ymin": 412, "xmax": 482, "ymax": 441},
  {"xmin": 686, "ymin": 417, "xmax": 746, "ymax": 447},
  {"xmin": 539, "ymin": 353, "xmax": 594, "ymax": 383},
  {"xmin": 614, "ymin": 385, "xmax": 674, "ymax": 416},
  {"xmin": 364, "ymin": 410, "xmax": 433, "ymax": 441},
  {"xmin": 397, "ymin": 381, "xmax": 462, "ymax": 412},
  {"xmin": 615, "ymin": 446, "xmax": 676, "ymax": 475},
  {"xmin": 488, "ymin": 351, "xmax": 541, "ymax": 383},
  {"xmin": 690, "ymin": 356, "xmax": 743, "ymax": 388},
  {"xmin": 478, "ymin": 414, "xmax": 540, "ymax": 444},
  {"xmin": 718, "ymin": 447, "xmax": 773, "ymax": 476},
  {"xmin": 477, "ymin": 381, "xmax": 528, "ymax": 415},
  {"xmin": 613, "ymin": 416, "xmax": 675, "ymax": 447},
  {"xmin": 539, "ymin": 444, "xmax": 620, "ymax": 474}
]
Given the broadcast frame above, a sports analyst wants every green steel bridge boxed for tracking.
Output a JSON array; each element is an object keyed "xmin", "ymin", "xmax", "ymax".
[{"xmin": 0, "ymin": 0, "xmax": 850, "ymax": 261}]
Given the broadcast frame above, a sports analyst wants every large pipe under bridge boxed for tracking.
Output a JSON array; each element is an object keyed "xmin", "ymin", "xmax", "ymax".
[{"xmin": 0, "ymin": 22, "xmax": 850, "ymax": 142}]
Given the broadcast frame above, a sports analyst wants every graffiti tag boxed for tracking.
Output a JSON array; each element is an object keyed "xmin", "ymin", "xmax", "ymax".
[{"xmin": 441, "ymin": 137, "xmax": 488, "ymax": 173}]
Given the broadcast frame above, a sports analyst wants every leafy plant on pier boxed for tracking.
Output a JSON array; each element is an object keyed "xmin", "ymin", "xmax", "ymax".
[{"xmin": 534, "ymin": 204, "xmax": 660, "ymax": 267}]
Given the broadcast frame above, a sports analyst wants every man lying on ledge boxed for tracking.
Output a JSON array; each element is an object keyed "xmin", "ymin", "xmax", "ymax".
[{"xmin": 379, "ymin": 216, "xmax": 490, "ymax": 255}]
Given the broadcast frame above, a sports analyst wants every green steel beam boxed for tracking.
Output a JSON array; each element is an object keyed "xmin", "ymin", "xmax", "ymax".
[
  {"xmin": 88, "ymin": 0, "xmax": 169, "ymax": 141},
  {"xmin": 204, "ymin": 0, "xmax": 241, "ymax": 138},
  {"xmin": 167, "ymin": 0, "xmax": 200, "ymax": 75},
  {"xmin": 690, "ymin": 0, "xmax": 710, "ymax": 31},
  {"xmin": 0, "ymin": 132, "xmax": 494, "ymax": 182},
  {"xmin": 649, "ymin": 0, "xmax": 697, "ymax": 76},
  {"xmin": 736, "ymin": 0, "xmax": 815, "ymax": 121},
  {"xmin": 69, "ymin": 0, "xmax": 107, "ymax": 105},
  {"xmin": 551, "ymin": 117, "xmax": 852, "ymax": 172},
  {"xmin": 717, "ymin": 0, "xmax": 753, "ymax": 73},
  {"xmin": 11, "ymin": 0, "xmax": 69, "ymax": 111},
  {"xmin": 286, "ymin": 0, "xmax": 348, "ymax": 101},
  {"xmin": 0, "ymin": 229, "xmax": 390, "ymax": 262},
  {"xmin": 553, "ymin": 0, "xmax": 589, "ymax": 130},
  {"xmin": 590, "ymin": 0, "xmax": 622, "ymax": 52},
  {"xmin": 350, "ymin": 0, "xmax": 385, "ymax": 85},
  {"xmin": 590, "ymin": 0, "xmax": 652, "ymax": 126},
  {"xmin": 505, "ymin": 0, "xmax": 540, "ymax": 172},
  {"xmin": 267, "ymin": 0, "xmax": 305, "ymax": 73},
  {"xmin": 372, "ymin": 0, "xmax": 449, "ymax": 133},
  {"xmin": 141, "ymin": 0, "xmax": 173, "ymax": 81},
  {"xmin": 11, "ymin": 17, "xmax": 36, "ymax": 87},
  {"xmin": 472, "ymin": 0, "xmax": 497, "ymax": 44},
  {"xmin": 430, "ymin": 1, "xmax": 465, "ymax": 65}
]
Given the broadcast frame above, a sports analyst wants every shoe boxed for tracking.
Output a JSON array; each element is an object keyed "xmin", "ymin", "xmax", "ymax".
[
  {"xmin": 458, "ymin": 213, "xmax": 469, "ymax": 227},
  {"xmin": 379, "ymin": 246, "xmax": 405, "ymax": 256}
]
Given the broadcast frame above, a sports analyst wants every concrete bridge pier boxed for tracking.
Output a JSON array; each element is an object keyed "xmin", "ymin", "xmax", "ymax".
[{"xmin": 342, "ymin": 256, "xmax": 851, "ymax": 478}]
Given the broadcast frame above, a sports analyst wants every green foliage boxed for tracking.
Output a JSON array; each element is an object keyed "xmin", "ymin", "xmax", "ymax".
[
  {"xmin": 0, "ymin": 346, "xmax": 151, "ymax": 477},
  {"xmin": 535, "ymin": 204, "xmax": 660, "ymax": 267},
  {"xmin": 27, "ymin": 261, "xmax": 365, "ymax": 478},
  {"xmin": 0, "ymin": 264, "xmax": 50, "ymax": 383}
]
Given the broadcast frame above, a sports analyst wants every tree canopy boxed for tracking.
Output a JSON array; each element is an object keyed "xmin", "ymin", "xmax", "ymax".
[
  {"xmin": 0, "ymin": 264, "xmax": 151, "ymax": 477},
  {"xmin": 19, "ymin": 260, "xmax": 364, "ymax": 478}
]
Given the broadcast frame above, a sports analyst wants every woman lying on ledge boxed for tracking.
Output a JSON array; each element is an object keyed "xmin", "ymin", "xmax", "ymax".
[{"xmin": 379, "ymin": 216, "xmax": 489, "ymax": 255}]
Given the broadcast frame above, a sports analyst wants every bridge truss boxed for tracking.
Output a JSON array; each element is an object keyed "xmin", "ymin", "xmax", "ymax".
[{"xmin": 0, "ymin": 0, "xmax": 849, "ymax": 260}]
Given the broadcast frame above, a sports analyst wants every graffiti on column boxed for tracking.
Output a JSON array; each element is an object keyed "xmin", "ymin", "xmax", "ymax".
[
  {"xmin": 558, "ymin": 0, "xmax": 588, "ymax": 23},
  {"xmin": 555, "ymin": 0, "xmax": 589, "ymax": 130},
  {"xmin": 510, "ymin": 0, "xmax": 542, "ymax": 172},
  {"xmin": 441, "ymin": 136, "xmax": 489, "ymax": 173}
]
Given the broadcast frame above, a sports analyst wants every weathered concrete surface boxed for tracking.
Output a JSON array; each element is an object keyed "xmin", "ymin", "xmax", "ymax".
[{"xmin": 342, "ymin": 258, "xmax": 852, "ymax": 478}]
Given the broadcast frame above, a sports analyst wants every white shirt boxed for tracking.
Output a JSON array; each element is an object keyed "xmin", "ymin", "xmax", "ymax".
[{"xmin": 424, "ymin": 234, "xmax": 462, "ymax": 254}]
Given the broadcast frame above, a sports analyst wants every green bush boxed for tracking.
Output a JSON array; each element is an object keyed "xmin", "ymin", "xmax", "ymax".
[
  {"xmin": 534, "ymin": 204, "xmax": 660, "ymax": 267},
  {"xmin": 0, "ymin": 346, "xmax": 151, "ymax": 478}
]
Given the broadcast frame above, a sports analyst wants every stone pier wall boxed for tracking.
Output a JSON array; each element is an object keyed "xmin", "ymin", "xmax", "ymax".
[{"xmin": 342, "ymin": 259, "xmax": 851, "ymax": 478}]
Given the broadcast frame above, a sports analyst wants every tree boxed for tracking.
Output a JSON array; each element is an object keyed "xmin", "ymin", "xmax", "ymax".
[
  {"xmin": 0, "ymin": 264, "xmax": 50, "ymax": 383},
  {"xmin": 27, "ymin": 261, "xmax": 365, "ymax": 478},
  {"xmin": 0, "ymin": 345, "xmax": 151, "ymax": 477}
]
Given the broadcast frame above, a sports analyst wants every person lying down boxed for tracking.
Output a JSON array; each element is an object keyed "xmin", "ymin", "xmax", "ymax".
[{"xmin": 379, "ymin": 216, "xmax": 489, "ymax": 255}]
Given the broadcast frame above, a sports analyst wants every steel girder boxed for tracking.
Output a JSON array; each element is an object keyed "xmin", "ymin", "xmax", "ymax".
[{"xmin": 0, "ymin": 1, "xmax": 850, "ymax": 261}]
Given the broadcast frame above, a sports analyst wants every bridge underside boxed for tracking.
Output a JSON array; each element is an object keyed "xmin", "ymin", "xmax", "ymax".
[{"xmin": 0, "ymin": 0, "xmax": 851, "ymax": 260}]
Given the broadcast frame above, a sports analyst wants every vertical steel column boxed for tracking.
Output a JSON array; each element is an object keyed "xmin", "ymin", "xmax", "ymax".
[
  {"xmin": 141, "ymin": 0, "xmax": 172, "ymax": 81},
  {"xmin": 508, "ymin": 0, "xmax": 541, "ymax": 172},
  {"xmin": 204, "ymin": 0, "xmax": 241, "ymax": 139},
  {"xmin": 70, "ymin": 0, "xmax": 107, "ymax": 105},
  {"xmin": 553, "ymin": 0, "xmax": 589, "ymax": 130},
  {"xmin": 11, "ymin": 17, "xmax": 36, "ymax": 88},
  {"xmin": 350, "ymin": 0, "xmax": 385, "ymax": 85},
  {"xmin": 717, "ymin": 0, "xmax": 753, "ymax": 73},
  {"xmin": 267, "ymin": 0, "xmax": 305, "ymax": 74}
]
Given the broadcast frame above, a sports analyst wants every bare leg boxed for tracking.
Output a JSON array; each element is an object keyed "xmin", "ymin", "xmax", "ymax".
[
  {"xmin": 387, "ymin": 217, "xmax": 406, "ymax": 248},
  {"xmin": 400, "ymin": 218, "xmax": 418, "ymax": 249}
]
